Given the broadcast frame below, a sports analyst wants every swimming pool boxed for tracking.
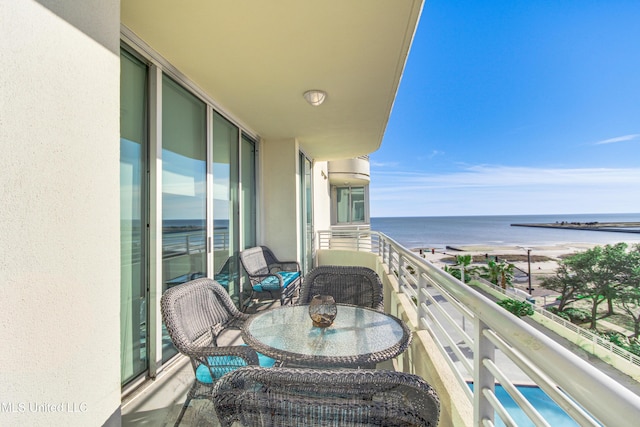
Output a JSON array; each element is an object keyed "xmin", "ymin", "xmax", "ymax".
[{"xmin": 469, "ymin": 383, "xmax": 581, "ymax": 426}]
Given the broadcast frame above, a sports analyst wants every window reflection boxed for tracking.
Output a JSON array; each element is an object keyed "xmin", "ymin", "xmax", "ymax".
[{"xmin": 161, "ymin": 75, "xmax": 207, "ymax": 361}]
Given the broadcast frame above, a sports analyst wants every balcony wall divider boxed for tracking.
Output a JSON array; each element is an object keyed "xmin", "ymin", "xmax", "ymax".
[
  {"xmin": 206, "ymin": 106, "xmax": 215, "ymax": 280},
  {"xmin": 299, "ymin": 152, "xmax": 314, "ymax": 274}
]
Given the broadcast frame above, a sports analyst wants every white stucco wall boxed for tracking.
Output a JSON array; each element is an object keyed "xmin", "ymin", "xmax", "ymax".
[
  {"xmin": 312, "ymin": 161, "xmax": 332, "ymax": 239},
  {"xmin": 260, "ymin": 143, "xmax": 332, "ymax": 266},
  {"xmin": 261, "ymin": 138, "xmax": 299, "ymax": 260},
  {"xmin": 0, "ymin": 1, "xmax": 121, "ymax": 425}
]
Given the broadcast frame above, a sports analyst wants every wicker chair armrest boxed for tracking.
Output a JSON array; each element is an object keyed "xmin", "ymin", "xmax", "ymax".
[
  {"xmin": 188, "ymin": 345, "xmax": 260, "ymax": 366},
  {"xmin": 210, "ymin": 317, "xmax": 248, "ymax": 346},
  {"xmin": 268, "ymin": 261, "xmax": 301, "ymax": 273},
  {"xmin": 225, "ymin": 316, "xmax": 249, "ymax": 329}
]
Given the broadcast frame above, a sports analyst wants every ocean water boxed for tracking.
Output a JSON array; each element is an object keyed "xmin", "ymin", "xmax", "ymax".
[{"xmin": 371, "ymin": 213, "xmax": 640, "ymax": 250}]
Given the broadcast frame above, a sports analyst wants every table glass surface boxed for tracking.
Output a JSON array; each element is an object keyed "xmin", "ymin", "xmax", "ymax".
[{"xmin": 243, "ymin": 304, "xmax": 406, "ymax": 359}]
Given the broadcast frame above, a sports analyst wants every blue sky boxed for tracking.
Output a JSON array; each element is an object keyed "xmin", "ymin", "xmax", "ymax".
[{"xmin": 371, "ymin": 0, "xmax": 640, "ymax": 217}]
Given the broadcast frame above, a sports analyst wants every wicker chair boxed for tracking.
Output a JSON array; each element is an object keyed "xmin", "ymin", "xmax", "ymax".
[
  {"xmin": 160, "ymin": 278, "xmax": 274, "ymax": 426},
  {"xmin": 239, "ymin": 246, "xmax": 301, "ymax": 310},
  {"xmin": 299, "ymin": 265, "xmax": 384, "ymax": 311},
  {"xmin": 211, "ymin": 366, "xmax": 440, "ymax": 427}
]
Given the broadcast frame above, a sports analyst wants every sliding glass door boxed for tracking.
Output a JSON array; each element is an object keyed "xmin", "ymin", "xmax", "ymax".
[
  {"xmin": 120, "ymin": 50, "xmax": 148, "ymax": 385},
  {"xmin": 120, "ymin": 46, "xmax": 259, "ymax": 383},
  {"xmin": 336, "ymin": 186, "xmax": 365, "ymax": 224},
  {"xmin": 212, "ymin": 112, "xmax": 240, "ymax": 304}
]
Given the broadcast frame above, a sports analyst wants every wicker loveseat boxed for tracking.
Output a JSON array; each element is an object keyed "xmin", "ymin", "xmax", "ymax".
[
  {"xmin": 211, "ymin": 366, "xmax": 440, "ymax": 426},
  {"xmin": 239, "ymin": 246, "xmax": 301, "ymax": 310}
]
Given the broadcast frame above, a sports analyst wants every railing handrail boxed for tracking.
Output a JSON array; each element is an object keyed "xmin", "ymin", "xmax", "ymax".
[{"xmin": 318, "ymin": 229, "xmax": 640, "ymax": 427}]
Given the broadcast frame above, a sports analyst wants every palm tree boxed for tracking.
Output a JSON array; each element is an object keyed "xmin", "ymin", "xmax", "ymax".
[
  {"xmin": 480, "ymin": 259, "xmax": 514, "ymax": 289},
  {"xmin": 444, "ymin": 254, "xmax": 476, "ymax": 283}
]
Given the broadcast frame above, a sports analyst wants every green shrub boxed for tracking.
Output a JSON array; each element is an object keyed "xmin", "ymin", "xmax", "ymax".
[
  {"xmin": 601, "ymin": 332, "xmax": 640, "ymax": 357},
  {"xmin": 497, "ymin": 298, "xmax": 534, "ymax": 317},
  {"xmin": 563, "ymin": 307, "xmax": 590, "ymax": 322},
  {"xmin": 607, "ymin": 332, "xmax": 626, "ymax": 347},
  {"xmin": 548, "ymin": 307, "xmax": 571, "ymax": 321},
  {"xmin": 444, "ymin": 266, "xmax": 462, "ymax": 281},
  {"xmin": 548, "ymin": 307, "xmax": 590, "ymax": 323},
  {"xmin": 628, "ymin": 341, "xmax": 640, "ymax": 357}
]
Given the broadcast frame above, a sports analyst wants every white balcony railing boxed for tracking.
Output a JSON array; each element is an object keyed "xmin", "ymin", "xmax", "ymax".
[
  {"xmin": 478, "ymin": 276, "xmax": 640, "ymax": 372},
  {"xmin": 318, "ymin": 229, "xmax": 640, "ymax": 427}
]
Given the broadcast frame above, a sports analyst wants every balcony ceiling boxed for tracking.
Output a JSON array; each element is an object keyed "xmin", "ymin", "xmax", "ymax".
[{"xmin": 122, "ymin": 0, "xmax": 423, "ymax": 161}]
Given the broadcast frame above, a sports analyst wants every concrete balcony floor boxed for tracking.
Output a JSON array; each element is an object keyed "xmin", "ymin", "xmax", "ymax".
[{"xmin": 122, "ymin": 356, "xmax": 219, "ymax": 426}]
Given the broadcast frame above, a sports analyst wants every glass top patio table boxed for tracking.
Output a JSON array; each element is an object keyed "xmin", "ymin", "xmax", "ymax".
[{"xmin": 242, "ymin": 304, "xmax": 412, "ymax": 367}]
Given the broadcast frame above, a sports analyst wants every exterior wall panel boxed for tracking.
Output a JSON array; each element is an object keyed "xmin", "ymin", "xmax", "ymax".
[
  {"xmin": 0, "ymin": 1, "xmax": 122, "ymax": 425},
  {"xmin": 328, "ymin": 157, "xmax": 371, "ymax": 185},
  {"xmin": 312, "ymin": 161, "xmax": 332, "ymax": 241},
  {"xmin": 261, "ymin": 138, "xmax": 298, "ymax": 260}
]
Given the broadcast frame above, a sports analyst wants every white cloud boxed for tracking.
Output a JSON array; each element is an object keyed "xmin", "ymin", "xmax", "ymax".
[
  {"xmin": 593, "ymin": 134, "xmax": 640, "ymax": 145},
  {"xmin": 369, "ymin": 160, "xmax": 400, "ymax": 168},
  {"xmin": 369, "ymin": 165, "xmax": 640, "ymax": 217}
]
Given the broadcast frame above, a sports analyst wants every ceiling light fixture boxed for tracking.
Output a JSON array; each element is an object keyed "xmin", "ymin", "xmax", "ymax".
[{"xmin": 303, "ymin": 90, "xmax": 327, "ymax": 106}]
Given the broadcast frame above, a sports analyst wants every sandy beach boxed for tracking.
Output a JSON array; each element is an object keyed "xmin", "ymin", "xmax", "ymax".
[{"xmin": 413, "ymin": 242, "xmax": 605, "ymax": 301}]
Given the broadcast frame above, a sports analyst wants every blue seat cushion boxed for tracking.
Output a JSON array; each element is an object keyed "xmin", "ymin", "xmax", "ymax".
[
  {"xmin": 253, "ymin": 271, "xmax": 300, "ymax": 292},
  {"xmin": 195, "ymin": 349, "xmax": 276, "ymax": 384},
  {"xmin": 256, "ymin": 351, "xmax": 277, "ymax": 368}
]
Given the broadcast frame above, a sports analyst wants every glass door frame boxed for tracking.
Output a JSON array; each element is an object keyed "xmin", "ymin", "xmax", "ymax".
[
  {"xmin": 210, "ymin": 110, "xmax": 241, "ymax": 306},
  {"xmin": 120, "ymin": 47, "xmax": 150, "ymax": 387},
  {"xmin": 299, "ymin": 152, "xmax": 313, "ymax": 274}
]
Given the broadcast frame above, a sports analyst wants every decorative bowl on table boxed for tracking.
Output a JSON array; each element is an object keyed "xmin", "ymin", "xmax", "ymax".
[{"xmin": 308, "ymin": 294, "xmax": 337, "ymax": 328}]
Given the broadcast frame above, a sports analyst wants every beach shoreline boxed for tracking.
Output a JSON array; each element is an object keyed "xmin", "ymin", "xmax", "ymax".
[
  {"xmin": 373, "ymin": 215, "xmax": 640, "ymax": 301},
  {"xmin": 512, "ymin": 221, "xmax": 640, "ymax": 233},
  {"xmin": 410, "ymin": 242, "xmax": 607, "ymax": 299}
]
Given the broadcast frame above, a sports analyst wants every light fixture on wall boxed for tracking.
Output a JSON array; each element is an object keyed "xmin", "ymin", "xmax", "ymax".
[{"xmin": 303, "ymin": 90, "xmax": 327, "ymax": 106}]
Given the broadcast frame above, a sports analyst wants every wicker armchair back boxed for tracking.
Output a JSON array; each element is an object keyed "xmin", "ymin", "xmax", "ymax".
[
  {"xmin": 160, "ymin": 278, "xmax": 259, "ymax": 426},
  {"xmin": 212, "ymin": 366, "xmax": 440, "ymax": 427},
  {"xmin": 162, "ymin": 277, "xmax": 249, "ymax": 349},
  {"xmin": 299, "ymin": 265, "xmax": 384, "ymax": 311}
]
